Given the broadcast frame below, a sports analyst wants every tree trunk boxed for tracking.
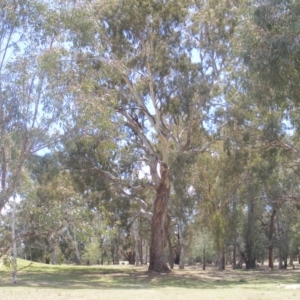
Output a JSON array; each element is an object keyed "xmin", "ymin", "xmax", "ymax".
[
  {"xmin": 278, "ymin": 251, "xmax": 283, "ymax": 269},
  {"xmin": 51, "ymin": 246, "xmax": 57, "ymax": 265},
  {"xmin": 112, "ymin": 238, "xmax": 119, "ymax": 265},
  {"xmin": 244, "ymin": 197, "xmax": 256, "ymax": 269},
  {"xmin": 276, "ymin": 214, "xmax": 284, "ymax": 270},
  {"xmin": 218, "ymin": 249, "xmax": 225, "ymax": 270},
  {"xmin": 246, "ymin": 258, "xmax": 256, "ymax": 269},
  {"xmin": 69, "ymin": 227, "xmax": 81, "ymax": 265},
  {"xmin": 148, "ymin": 163, "xmax": 170, "ymax": 273},
  {"xmin": 232, "ymin": 244, "xmax": 236, "ymax": 269},
  {"xmin": 135, "ymin": 238, "xmax": 140, "ymax": 266},
  {"xmin": 268, "ymin": 209, "xmax": 276, "ymax": 269},
  {"xmin": 140, "ymin": 238, "xmax": 143, "ymax": 265},
  {"xmin": 145, "ymin": 243, "xmax": 148, "ymax": 265},
  {"xmin": 100, "ymin": 237, "xmax": 104, "ymax": 265},
  {"xmin": 12, "ymin": 195, "xmax": 17, "ymax": 284},
  {"xmin": 237, "ymin": 251, "xmax": 243, "ymax": 269},
  {"xmin": 202, "ymin": 247, "xmax": 206, "ymax": 270},
  {"xmin": 165, "ymin": 215, "xmax": 174, "ymax": 269},
  {"xmin": 283, "ymin": 254, "xmax": 288, "ymax": 269},
  {"xmin": 74, "ymin": 242, "xmax": 82, "ymax": 265},
  {"xmin": 178, "ymin": 219, "xmax": 184, "ymax": 269},
  {"xmin": 289, "ymin": 256, "xmax": 294, "ymax": 268}
]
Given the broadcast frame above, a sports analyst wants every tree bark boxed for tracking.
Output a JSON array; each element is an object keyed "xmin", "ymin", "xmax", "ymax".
[{"xmin": 148, "ymin": 163, "xmax": 170, "ymax": 273}]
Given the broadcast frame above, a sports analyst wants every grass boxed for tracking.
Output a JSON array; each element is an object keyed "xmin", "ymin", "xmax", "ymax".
[{"xmin": 1, "ymin": 259, "xmax": 300, "ymax": 300}]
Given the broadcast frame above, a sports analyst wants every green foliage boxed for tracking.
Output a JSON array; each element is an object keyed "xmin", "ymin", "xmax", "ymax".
[
  {"xmin": 82, "ymin": 239, "xmax": 103, "ymax": 265},
  {"xmin": 186, "ymin": 228, "xmax": 214, "ymax": 263},
  {"xmin": 0, "ymin": 255, "xmax": 13, "ymax": 269}
]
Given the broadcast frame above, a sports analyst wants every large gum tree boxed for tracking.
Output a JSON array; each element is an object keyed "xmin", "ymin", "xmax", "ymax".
[{"xmin": 66, "ymin": 0, "xmax": 238, "ymax": 272}]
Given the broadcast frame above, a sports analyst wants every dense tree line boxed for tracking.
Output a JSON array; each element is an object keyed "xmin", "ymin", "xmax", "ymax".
[{"xmin": 1, "ymin": 0, "xmax": 300, "ymax": 274}]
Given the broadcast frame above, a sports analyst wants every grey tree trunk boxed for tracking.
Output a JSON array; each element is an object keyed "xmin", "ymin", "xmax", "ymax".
[
  {"xmin": 178, "ymin": 219, "xmax": 184, "ymax": 269},
  {"xmin": 12, "ymin": 195, "xmax": 17, "ymax": 284},
  {"xmin": 67, "ymin": 227, "xmax": 81, "ymax": 265},
  {"xmin": 134, "ymin": 220, "xmax": 140, "ymax": 266},
  {"xmin": 74, "ymin": 241, "xmax": 82, "ymax": 265}
]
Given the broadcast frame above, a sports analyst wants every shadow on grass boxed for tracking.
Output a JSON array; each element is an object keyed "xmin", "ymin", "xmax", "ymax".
[{"xmin": 1, "ymin": 266, "xmax": 300, "ymax": 291}]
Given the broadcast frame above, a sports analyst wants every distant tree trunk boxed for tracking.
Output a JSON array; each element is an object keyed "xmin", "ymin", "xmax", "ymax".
[
  {"xmin": 283, "ymin": 254, "xmax": 288, "ymax": 269},
  {"xmin": 140, "ymin": 238, "xmax": 143, "ymax": 265},
  {"xmin": 289, "ymin": 256, "xmax": 294, "ymax": 268},
  {"xmin": 100, "ymin": 237, "xmax": 104, "ymax": 265},
  {"xmin": 135, "ymin": 238, "xmax": 140, "ymax": 266},
  {"xmin": 241, "ymin": 251, "xmax": 256, "ymax": 269},
  {"xmin": 51, "ymin": 246, "xmax": 57, "ymax": 265},
  {"xmin": 178, "ymin": 219, "xmax": 184, "ymax": 269},
  {"xmin": 203, "ymin": 247, "xmax": 206, "ymax": 270},
  {"xmin": 69, "ymin": 227, "xmax": 81, "ymax": 265},
  {"xmin": 228, "ymin": 249, "xmax": 232, "ymax": 265},
  {"xmin": 112, "ymin": 238, "xmax": 119, "ymax": 265},
  {"xmin": 165, "ymin": 215, "xmax": 174, "ymax": 269},
  {"xmin": 261, "ymin": 252, "xmax": 265, "ymax": 265},
  {"xmin": 268, "ymin": 209, "xmax": 277, "ymax": 269},
  {"xmin": 148, "ymin": 163, "xmax": 170, "ymax": 273},
  {"xmin": 145, "ymin": 243, "xmax": 148, "ymax": 265},
  {"xmin": 246, "ymin": 258, "xmax": 256, "ymax": 269},
  {"xmin": 276, "ymin": 214, "xmax": 286, "ymax": 270},
  {"xmin": 218, "ymin": 249, "xmax": 225, "ymax": 270},
  {"xmin": 244, "ymin": 197, "xmax": 256, "ymax": 269},
  {"xmin": 278, "ymin": 251, "xmax": 283, "ymax": 269},
  {"xmin": 12, "ymin": 195, "xmax": 17, "ymax": 284},
  {"xmin": 232, "ymin": 244, "xmax": 236, "ymax": 269},
  {"xmin": 237, "ymin": 250, "xmax": 243, "ymax": 269},
  {"xmin": 74, "ymin": 243, "xmax": 82, "ymax": 265}
]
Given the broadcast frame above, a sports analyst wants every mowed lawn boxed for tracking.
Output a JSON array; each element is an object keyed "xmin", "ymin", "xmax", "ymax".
[{"xmin": 1, "ymin": 259, "xmax": 300, "ymax": 300}]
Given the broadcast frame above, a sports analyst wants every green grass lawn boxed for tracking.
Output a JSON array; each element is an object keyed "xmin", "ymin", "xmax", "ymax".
[{"xmin": 1, "ymin": 259, "xmax": 300, "ymax": 300}]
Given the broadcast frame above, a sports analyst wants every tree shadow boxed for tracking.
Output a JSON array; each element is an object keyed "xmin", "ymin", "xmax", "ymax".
[{"xmin": 1, "ymin": 265, "xmax": 300, "ymax": 291}]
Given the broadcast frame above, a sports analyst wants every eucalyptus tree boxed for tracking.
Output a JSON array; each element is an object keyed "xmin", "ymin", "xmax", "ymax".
[
  {"xmin": 60, "ymin": 135, "xmax": 148, "ymax": 265},
  {"xmin": 192, "ymin": 141, "xmax": 250, "ymax": 269},
  {"xmin": 0, "ymin": 0, "xmax": 74, "ymax": 216},
  {"xmin": 234, "ymin": 0, "xmax": 300, "ymax": 171},
  {"xmin": 63, "ymin": 0, "xmax": 241, "ymax": 272},
  {"xmin": 18, "ymin": 156, "xmax": 98, "ymax": 264}
]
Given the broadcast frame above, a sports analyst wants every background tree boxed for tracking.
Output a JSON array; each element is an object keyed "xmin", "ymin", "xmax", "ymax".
[{"xmin": 0, "ymin": 0, "xmax": 74, "ymax": 216}]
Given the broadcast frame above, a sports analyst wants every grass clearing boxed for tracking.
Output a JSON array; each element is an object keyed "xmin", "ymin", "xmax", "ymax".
[{"xmin": 1, "ymin": 259, "xmax": 300, "ymax": 300}]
